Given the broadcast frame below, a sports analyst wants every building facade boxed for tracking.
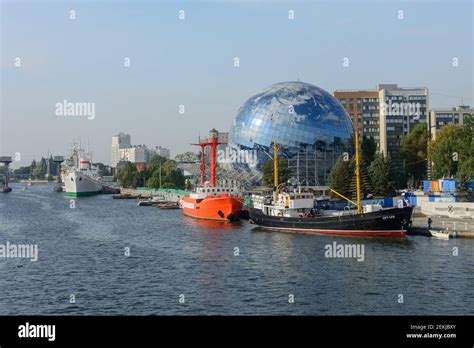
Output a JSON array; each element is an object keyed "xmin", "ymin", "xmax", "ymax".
[
  {"xmin": 111, "ymin": 133, "xmax": 170, "ymax": 166},
  {"xmin": 119, "ymin": 145, "xmax": 148, "ymax": 164},
  {"xmin": 334, "ymin": 84, "xmax": 429, "ymax": 165},
  {"xmin": 429, "ymin": 105, "xmax": 473, "ymax": 140},
  {"xmin": 111, "ymin": 133, "xmax": 131, "ymax": 167}
]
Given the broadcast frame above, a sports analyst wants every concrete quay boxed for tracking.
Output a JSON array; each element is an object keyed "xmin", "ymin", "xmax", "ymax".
[{"xmin": 409, "ymin": 208, "xmax": 474, "ymax": 238}]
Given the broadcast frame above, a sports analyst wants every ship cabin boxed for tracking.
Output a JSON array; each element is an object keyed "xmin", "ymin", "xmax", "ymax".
[
  {"xmin": 189, "ymin": 180, "xmax": 240, "ymax": 200},
  {"xmin": 262, "ymin": 190, "xmax": 316, "ymax": 218}
]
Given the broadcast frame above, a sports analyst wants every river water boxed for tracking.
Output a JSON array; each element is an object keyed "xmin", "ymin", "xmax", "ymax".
[{"xmin": 0, "ymin": 183, "xmax": 473, "ymax": 315}]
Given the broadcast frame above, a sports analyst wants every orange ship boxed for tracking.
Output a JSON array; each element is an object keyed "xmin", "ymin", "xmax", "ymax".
[{"xmin": 181, "ymin": 129, "xmax": 243, "ymax": 222}]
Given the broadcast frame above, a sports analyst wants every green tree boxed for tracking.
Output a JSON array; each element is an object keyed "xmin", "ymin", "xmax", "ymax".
[
  {"xmin": 94, "ymin": 162, "xmax": 110, "ymax": 177},
  {"xmin": 456, "ymin": 173, "xmax": 473, "ymax": 202},
  {"xmin": 328, "ymin": 155, "xmax": 352, "ymax": 199},
  {"xmin": 185, "ymin": 179, "xmax": 192, "ymax": 191},
  {"xmin": 400, "ymin": 122, "xmax": 428, "ymax": 187},
  {"xmin": 262, "ymin": 157, "xmax": 290, "ymax": 187},
  {"xmin": 116, "ymin": 162, "xmax": 138, "ymax": 188},
  {"xmin": 361, "ymin": 135, "xmax": 377, "ymax": 167},
  {"xmin": 150, "ymin": 154, "xmax": 167, "ymax": 165},
  {"xmin": 429, "ymin": 124, "xmax": 468, "ymax": 179},
  {"xmin": 175, "ymin": 152, "xmax": 196, "ymax": 163},
  {"xmin": 145, "ymin": 160, "xmax": 185, "ymax": 189},
  {"xmin": 31, "ymin": 158, "xmax": 47, "ymax": 179},
  {"xmin": 13, "ymin": 166, "xmax": 31, "ymax": 175},
  {"xmin": 369, "ymin": 153, "xmax": 396, "ymax": 196}
]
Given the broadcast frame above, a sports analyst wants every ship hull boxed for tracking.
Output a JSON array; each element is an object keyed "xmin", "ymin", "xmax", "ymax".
[
  {"xmin": 182, "ymin": 195, "xmax": 243, "ymax": 222},
  {"xmin": 64, "ymin": 171, "xmax": 102, "ymax": 197},
  {"xmin": 249, "ymin": 206, "xmax": 413, "ymax": 237}
]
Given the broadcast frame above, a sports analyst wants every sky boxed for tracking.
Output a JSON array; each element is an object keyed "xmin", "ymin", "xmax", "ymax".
[{"xmin": 1, "ymin": 0, "xmax": 472, "ymax": 167}]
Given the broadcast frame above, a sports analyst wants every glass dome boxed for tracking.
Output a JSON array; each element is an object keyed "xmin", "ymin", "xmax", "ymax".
[{"xmin": 227, "ymin": 81, "xmax": 354, "ymax": 186}]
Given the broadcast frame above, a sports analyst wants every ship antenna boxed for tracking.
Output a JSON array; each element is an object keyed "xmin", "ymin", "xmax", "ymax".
[
  {"xmin": 354, "ymin": 114, "xmax": 362, "ymax": 213},
  {"xmin": 273, "ymin": 142, "xmax": 279, "ymax": 202}
]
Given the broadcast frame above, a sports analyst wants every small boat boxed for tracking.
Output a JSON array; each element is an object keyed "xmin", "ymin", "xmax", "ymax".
[
  {"xmin": 138, "ymin": 196, "xmax": 166, "ymax": 206},
  {"xmin": 157, "ymin": 202, "xmax": 180, "ymax": 209},
  {"xmin": 430, "ymin": 229, "xmax": 450, "ymax": 240}
]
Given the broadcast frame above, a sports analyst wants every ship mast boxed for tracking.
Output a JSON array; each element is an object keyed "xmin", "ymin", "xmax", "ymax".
[
  {"xmin": 354, "ymin": 115, "xmax": 362, "ymax": 213},
  {"xmin": 273, "ymin": 142, "xmax": 279, "ymax": 201}
]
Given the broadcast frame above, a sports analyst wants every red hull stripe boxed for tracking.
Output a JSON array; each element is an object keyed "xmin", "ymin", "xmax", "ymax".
[{"xmin": 261, "ymin": 226, "xmax": 406, "ymax": 236}]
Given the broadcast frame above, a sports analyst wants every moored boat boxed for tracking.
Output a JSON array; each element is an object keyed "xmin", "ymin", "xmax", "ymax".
[
  {"xmin": 138, "ymin": 196, "xmax": 166, "ymax": 206},
  {"xmin": 249, "ymin": 140, "xmax": 413, "ymax": 237},
  {"xmin": 64, "ymin": 157, "xmax": 103, "ymax": 197},
  {"xmin": 181, "ymin": 129, "xmax": 243, "ymax": 222},
  {"xmin": 182, "ymin": 186, "xmax": 243, "ymax": 221},
  {"xmin": 157, "ymin": 202, "xmax": 180, "ymax": 209},
  {"xmin": 429, "ymin": 229, "xmax": 450, "ymax": 240},
  {"xmin": 250, "ymin": 194, "xmax": 413, "ymax": 237}
]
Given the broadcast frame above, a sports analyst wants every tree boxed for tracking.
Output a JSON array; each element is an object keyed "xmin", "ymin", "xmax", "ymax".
[
  {"xmin": 369, "ymin": 153, "xmax": 396, "ymax": 196},
  {"xmin": 429, "ymin": 124, "xmax": 468, "ymax": 179},
  {"xmin": 361, "ymin": 135, "xmax": 377, "ymax": 167},
  {"xmin": 456, "ymin": 173, "xmax": 473, "ymax": 202},
  {"xmin": 31, "ymin": 157, "xmax": 47, "ymax": 179},
  {"xmin": 116, "ymin": 162, "xmax": 139, "ymax": 188},
  {"xmin": 145, "ymin": 160, "xmax": 185, "ymax": 189},
  {"xmin": 150, "ymin": 154, "xmax": 167, "ymax": 165},
  {"xmin": 13, "ymin": 166, "xmax": 31, "ymax": 175},
  {"xmin": 94, "ymin": 162, "xmax": 110, "ymax": 177},
  {"xmin": 185, "ymin": 179, "xmax": 192, "ymax": 191},
  {"xmin": 456, "ymin": 114, "xmax": 474, "ymax": 179},
  {"xmin": 175, "ymin": 152, "xmax": 196, "ymax": 163},
  {"xmin": 400, "ymin": 122, "xmax": 428, "ymax": 187},
  {"xmin": 328, "ymin": 155, "xmax": 352, "ymax": 199},
  {"xmin": 262, "ymin": 157, "xmax": 290, "ymax": 187}
]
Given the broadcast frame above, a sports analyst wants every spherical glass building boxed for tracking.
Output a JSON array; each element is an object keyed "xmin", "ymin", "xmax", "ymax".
[{"xmin": 226, "ymin": 81, "xmax": 354, "ymax": 186}]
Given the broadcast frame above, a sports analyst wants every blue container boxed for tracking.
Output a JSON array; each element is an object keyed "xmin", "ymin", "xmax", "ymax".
[
  {"xmin": 443, "ymin": 179, "xmax": 456, "ymax": 192},
  {"xmin": 423, "ymin": 181, "xmax": 430, "ymax": 192}
]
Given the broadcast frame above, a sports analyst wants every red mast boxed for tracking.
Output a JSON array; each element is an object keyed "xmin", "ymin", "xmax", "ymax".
[
  {"xmin": 192, "ymin": 142, "xmax": 207, "ymax": 186},
  {"xmin": 191, "ymin": 129, "xmax": 220, "ymax": 187},
  {"xmin": 208, "ymin": 130, "xmax": 219, "ymax": 187}
]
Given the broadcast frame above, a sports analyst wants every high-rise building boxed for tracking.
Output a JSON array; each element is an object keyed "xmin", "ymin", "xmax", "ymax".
[
  {"xmin": 429, "ymin": 105, "xmax": 473, "ymax": 140},
  {"xmin": 119, "ymin": 145, "xmax": 147, "ymax": 163},
  {"xmin": 334, "ymin": 84, "xmax": 429, "ymax": 165},
  {"xmin": 332, "ymin": 90, "xmax": 380, "ymax": 145},
  {"xmin": 111, "ymin": 133, "xmax": 131, "ymax": 167}
]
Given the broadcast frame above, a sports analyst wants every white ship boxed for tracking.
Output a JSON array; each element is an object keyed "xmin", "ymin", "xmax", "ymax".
[{"xmin": 63, "ymin": 144, "xmax": 103, "ymax": 197}]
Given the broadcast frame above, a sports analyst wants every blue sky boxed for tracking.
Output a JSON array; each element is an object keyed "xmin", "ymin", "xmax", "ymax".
[{"xmin": 1, "ymin": 0, "xmax": 472, "ymax": 166}]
